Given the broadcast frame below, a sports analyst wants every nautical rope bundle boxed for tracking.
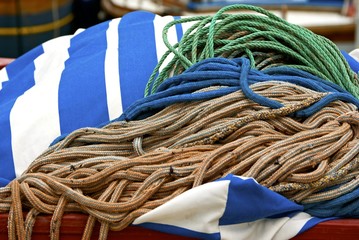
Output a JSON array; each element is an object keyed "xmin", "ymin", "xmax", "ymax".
[
  {"xmin": 1, "ymin": 71, "xmax": 359, "ymax": 239},
  {"xmin": 120, "ymin": 57, "xmax": 359, "ymax": 122},
  {"xmin": 1, "ymin": 4, "xmax": 359, "ymax": 240},
  {"xmin": 145, "ymin": 4, "xmax": 359, "ymax": 98}
]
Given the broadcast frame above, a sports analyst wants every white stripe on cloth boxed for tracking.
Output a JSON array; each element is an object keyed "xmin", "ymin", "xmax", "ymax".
[
  {"xmin": 180, "ymin": 16, "xmax": 199, "ymax": 38},
  {"xmin": 272, "ymin": 212, "xmax": 315, "ymax": 240},
  {"xmin": 133, "ymin": 175, "xmax": 315, "ymax": 240},
  {"xmin": 133, "ymin": 180, "xmax": 229, "ymax": 234},
  {"xmin": 105, "ymin": 18, "xmax": 123, "ymax": 120},
  {"xmin": 154, "ymin": 15, "xmax": 179, "ymax": 73},
  {"xmin": 10, "ymin": 35, "xmax": 72, "ymax": 177},
  {"xmin": 0, "ymin": 68, "xmax": 9, "ymax": 91}
]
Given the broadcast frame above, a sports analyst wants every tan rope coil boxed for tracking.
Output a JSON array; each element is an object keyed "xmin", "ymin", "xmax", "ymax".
[{"xmin": 0, "ymin": 81, "xmax": 358, "ymax": 240}]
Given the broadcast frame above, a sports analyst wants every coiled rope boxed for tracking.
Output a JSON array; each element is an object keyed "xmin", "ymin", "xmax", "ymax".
[
  {"xmin": 120, "ymin": 58, "xmax": 359, "ymax": 122},
  {"xmin": 1, "ymin": 4, "xmax": 359, "ymax": 239},
  {"xmin": 145, "ymin": 4, "xmax": 359, "ymax": 98},
  {"xmin": 1, "ymin": 57, "xmax": 359, "ymax": 240}
]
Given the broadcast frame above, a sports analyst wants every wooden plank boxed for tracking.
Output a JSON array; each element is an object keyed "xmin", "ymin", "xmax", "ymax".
[{"xmin": 1, "ymin": 213, "xmax": 359, "ymax": 239}]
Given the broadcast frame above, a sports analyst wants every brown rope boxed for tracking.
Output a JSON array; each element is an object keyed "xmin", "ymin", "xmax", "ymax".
[{"xmin": 1, "ymin": 81, "xmax": 358, "ymax": 239}]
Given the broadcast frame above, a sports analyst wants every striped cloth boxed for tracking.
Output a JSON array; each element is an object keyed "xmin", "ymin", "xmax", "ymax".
[
  {"xmin": 133, "ymin": 174, "xmax": 329, "ymax": 240},
  {"xmin": 1, "ymin": 10, "xmax": 356, "ymax": 239},
  {"xmin": 0, "ymin": 11, "xmax": 185, "ymax": 186}
]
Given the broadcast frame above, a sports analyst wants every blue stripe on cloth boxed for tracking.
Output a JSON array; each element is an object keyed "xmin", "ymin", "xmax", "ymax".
[
  {"xmin": 58, "ymin": 21, "xmax": 110, "ymax": 134},
  {"xmin": 133, "ymin": 174, "xmax": 326, "ymax": 239},
  {"xmin": 341, "ymin": 50, "xmax": 359, "ymax": 74},
  {"xmin": 118, "ymin": 11, "xmax": 159, "ymax": 112},
  {"xmin": 0, "ymin": 46, "xmax": 41, "ymax": 187},
  {"xmin": 218, "ymin": 174, "xmax": 303, "ymax": 225},
  {"xmin": 0, "ymin": 100, "xmax": 17, "ymax": 187},
  {"xmin": 0, "ymin": 178, "xmax": 10, "ymax": 186},
  {"xmin": 0, "ymin": 46, "xmax": 43, "ymax": 105},
  {"xmin": 174, "ymin": 16, "xmax": 183, "ymax": 42},
  {"xmin": 136, "ymin": 222, "xmax": 221, "ymax": 240}
]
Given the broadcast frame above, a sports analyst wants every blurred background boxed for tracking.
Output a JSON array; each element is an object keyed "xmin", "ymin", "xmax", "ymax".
[{"xmin": 0, "ymin": 0, "xmax": 357, "ymax": 58}]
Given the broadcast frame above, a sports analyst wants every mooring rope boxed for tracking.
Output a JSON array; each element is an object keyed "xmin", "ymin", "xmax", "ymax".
[
  {"xmin": 1, "ymin": 76, "xmax": 358, "ymax": 239},
  {"xmin": 51, "ymin": 57, "xmax": 359, "ymax": 146},
  {"xmin": 121, "ymin": 58, "xmax": 359, "ymax": 122},
  {"xmin": 1, "ymin": 4, "xmax": 359, "ymax": 240},
  {"xmin": 144, "ymin": 4, "xmax": 359, "ymax": 98}
]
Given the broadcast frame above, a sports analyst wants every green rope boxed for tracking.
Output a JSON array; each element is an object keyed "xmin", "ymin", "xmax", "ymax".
[{"xmin": 144, "ymin": 4, "xmax": 359, "ymax": 98}]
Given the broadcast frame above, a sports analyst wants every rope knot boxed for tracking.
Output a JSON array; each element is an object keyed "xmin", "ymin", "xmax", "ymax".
[{"xmin": 337, "ymin": 111, "xmax": 359, "ymax": 125}]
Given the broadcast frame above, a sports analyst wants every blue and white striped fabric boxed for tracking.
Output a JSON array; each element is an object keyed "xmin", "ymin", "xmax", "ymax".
[
  {"xmin": 133, "ymin": 174, "xmax": 329, "ymax": 239},
  {"xmin": 0, "ymin": 11, "xmax": 186, "ymax": 186},
  {"xmin": 0, "ymin": 10, "xmax": 355, "ymax": 239}
]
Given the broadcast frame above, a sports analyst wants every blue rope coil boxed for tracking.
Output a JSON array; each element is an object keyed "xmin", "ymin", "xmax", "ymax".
[
  {"xmin": 304, "ymin": 187, "xmax": 359, "ymax": 218},
  {"xmin": 119, "ymin": 57, "xmax": 359, "ymax": 121}
]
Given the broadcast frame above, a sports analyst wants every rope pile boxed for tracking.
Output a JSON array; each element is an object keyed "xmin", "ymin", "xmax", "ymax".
[
  {"xmin": 145, "ymin": 4, "xmax": 359, "ymax": 98},
  {"xmin": 1, "ymin": 4, "xmax": 359, "ymax": 240},
  {"xmin": 1, "ymin": 58, "xmax": 359, "ymax": 239}
]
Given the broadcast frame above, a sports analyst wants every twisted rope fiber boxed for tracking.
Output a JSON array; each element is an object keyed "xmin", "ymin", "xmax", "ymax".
[
  {"xmin": 117, "ymin": 58, "xmax": 359, "ymax": 122},
  {"xmin": 1, "ymin": 77, "xmax": 359, "ymax": 239},
  {"xmin": 51, "ymin": 57, "xmax": 359, "ymax": 145},
  {"xmin": 144, "ymin": 4, "xmax": 359, "ymax": 98},
  {"xmin": 2, "ymin": 4, "xmax": 359, "ymax": 238}
]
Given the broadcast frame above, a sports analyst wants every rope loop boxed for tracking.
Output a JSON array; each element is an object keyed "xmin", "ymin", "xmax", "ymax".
[
  {"xmin": 2, "ymin": 4, "xmax": 359, "ymax": 240},
  {"xmin": 145, "ymin": 4, "xmax": 359, "ymax": 98}
]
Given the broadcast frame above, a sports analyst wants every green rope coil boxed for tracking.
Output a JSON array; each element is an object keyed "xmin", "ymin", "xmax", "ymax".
[{"xmin": 144, "ymin": 4, "xmax": 359, "ymax": 98}]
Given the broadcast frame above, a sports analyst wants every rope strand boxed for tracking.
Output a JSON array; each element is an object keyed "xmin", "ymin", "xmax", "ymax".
[{"xmin": 145, "ymin": 4, "xmax": 359, "ymax": 97}]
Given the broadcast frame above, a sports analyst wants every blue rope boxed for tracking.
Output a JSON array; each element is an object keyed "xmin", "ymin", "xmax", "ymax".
[
  {"xmin": 120, "ymin": 57, "xmax": 359, "ymax": 121},
  {"xmin": 304, "ymin": 187, "xmax": 359, "ymax": 218},
  {"xmin": 52, "ymin": 57, "xmax": 359, "ymax": 145}
]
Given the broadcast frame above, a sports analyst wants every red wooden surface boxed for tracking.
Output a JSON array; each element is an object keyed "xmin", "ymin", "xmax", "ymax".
[
  {"xmin": 0, "ymin": 58, "xmax": 14, "ymax": 69},
  {"xmin": 0, "ymin": 213, "xmax": 197, "ymax": 240},
  {"xmin": 0, "ymin": 213, "xmax": 359, "ymax": 239}
]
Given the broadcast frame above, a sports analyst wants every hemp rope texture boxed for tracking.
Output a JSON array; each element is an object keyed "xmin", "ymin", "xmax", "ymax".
[
  {"xmin": 113, "ymin": 57, "xmax": 359, "ymax": 124},
  {"xmin": 1, "ymin": 81, "xmax": 359, "ymax": 240},
  {"xmin": 145, "ymin": 4, "xmax": 359, "ymax": 98},
  {"xmin": 2, "ymin": 4, "xmax": 359, "ymax": 239}
]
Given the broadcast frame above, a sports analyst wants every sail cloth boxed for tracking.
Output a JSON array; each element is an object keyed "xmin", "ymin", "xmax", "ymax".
[
  {"xmin": 133, "ymin": 174, "xmax": 329, "ymax": 240},
  {"xmin": 0, "ymin": 11, "xmax": 184, "ymax": 185},
  {"xmin": 0, "ymin": 10, "xmax": 356, "ymax": 239}
]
